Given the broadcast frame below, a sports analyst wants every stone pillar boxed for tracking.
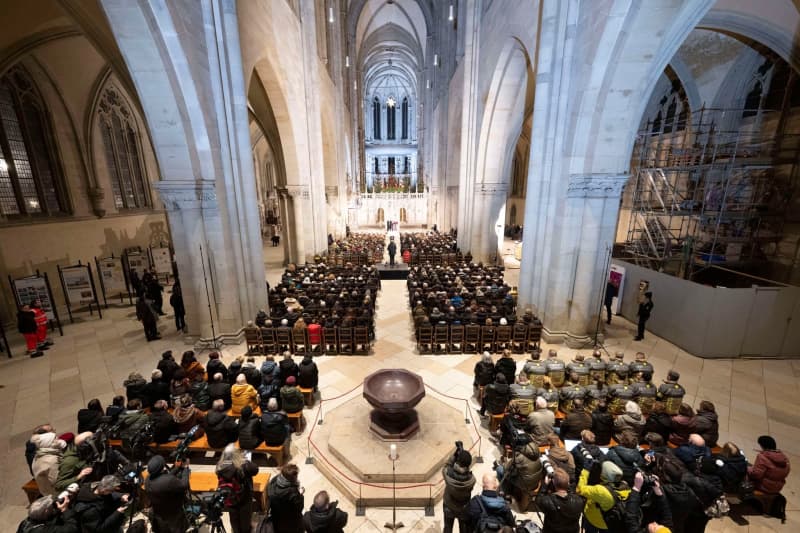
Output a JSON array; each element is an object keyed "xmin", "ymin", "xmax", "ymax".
[
  {"xmin": 469, "ymin": 184, "xmax": 508, "ymax": 263},
  {"xmin": 277, "ymin": 185, "xmax": 314, "ymax": 264}
]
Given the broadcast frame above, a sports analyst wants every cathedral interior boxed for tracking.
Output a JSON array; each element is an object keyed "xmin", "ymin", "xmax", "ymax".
[{"xmin": 1, "ymin": 0, "xmax": 799, "ymax": 531}]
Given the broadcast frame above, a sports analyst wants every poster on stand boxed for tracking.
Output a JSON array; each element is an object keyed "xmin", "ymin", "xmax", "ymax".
[
  {"xmin": 609, "ymin": 264, "xmax": 626, "ymax": 315},
  {"xmin": 97, "ymin": 256, "xmax": 127, "ymax": 294},
  {"xmin": 61, "ymin": 265, "xmax": 95, "ymax": 305},
  {"xmin": 12, "ymin": 276, "xmax": 55, "ymax": 320},
  {"xmin": 126, "ymin": 251, "xmax": 148, "ymax": 278},
  {"xmin": 150, "ymin": 247, "xmax": 172, "ymax": 276}
]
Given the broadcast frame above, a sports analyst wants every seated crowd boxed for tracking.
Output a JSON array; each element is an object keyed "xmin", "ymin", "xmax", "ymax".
[
  {"xmin": 326, "ymin": 232, "xmax": 386, "ymax": 265},
  {"xmin": 458, "ymin": 347, "xmax": 791, "ymax": 532},
  {"xmin": 21, "ymin": 348, "xmax": 338, "ymax": 532},
  {"xmin": 400, "ymin": 231, "xmax": 461, "ymax": 265}
]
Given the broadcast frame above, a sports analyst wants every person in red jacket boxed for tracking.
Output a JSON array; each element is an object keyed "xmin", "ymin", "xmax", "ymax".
[
  {"xmin": 31, "ymin": 299, "xmax": 53, "ymax": 351},
  {"xmin": 17, "ymin": 304, "xmax": 43, "ymax": 358},
  {"xmin": 749, "ymin": 435, "xmax": 791, "ymax": 494}
]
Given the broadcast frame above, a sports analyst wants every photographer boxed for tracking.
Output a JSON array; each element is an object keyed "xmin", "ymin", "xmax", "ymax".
[
  {"xmin": 494, "ymin": 442, "xmax": 543, "ymax": 512},
  {"xmin": 216, "ymin": 444, "xmax": 260, "ymax": 533},
  {"xmin": 535, "ymin": 468, "xmax": 584, "ymax": 533},
  {"xmin": 145, "ymin": 455, "xmax": 190, "ymax": 533},
  {"xmin": 17, "ymin": 493, "xmax": 80, "ymax": 533},
  {"xmin": 576, "ymin": 460, "xmax": 630, "ymax": 533},
  {"xmin": 73, "ymin": 475, "xmax": 129, "ymax": 533},
  {"xmin": 468, "ymin": 473, "xmax": 515, "ymax": 531},
  {"xmin": 625, "ymin": 471, "xmax": 673, "ymax": 533},
  {"xmin": 442, "ymin": 442, "xmax": 475, "ymax": 533},
  {"xmin": 302, "ymin": 490, "xmax": 349, "ymax": 533},
  {"xmin": 571, "ymin": 430, "xmax": 605, "ymax": 479},
  {"xmin": 55, "ymin": 432, "xmax": 96, "ymax": 492},
  {"xmin": 267, "ymin": 463, "xmax": 305, "ymax": 532}
]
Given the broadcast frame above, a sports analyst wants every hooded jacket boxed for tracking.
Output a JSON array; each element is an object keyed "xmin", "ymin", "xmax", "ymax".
[
  {"xmin": 279, "ymin": 359, "xmax": 300, "ymax": 386},
  {"xmin": 484, "ymin": 382, "xmax": 511, "ymax": 414},
  {"xmin": 442, "ymin": 457, "xmax": 476, "ymax": 517},
  {"xmin": 302, "ymin": 501, "xmax": 348, "ymax": 532},
  {"xmin": 693, "ymin": 410, "xmax": 719, "ymax": 448},
  {"xmin": 237, "ymin": 411, "xmax": 262, "ymax": 450},
  {"xmin": 298, "ymin": 358, "xmax": 319, "ymax": 389},
  {"xmin": 205, "ymin": 410, "xmax": 238, "ymax": 448},
  {"xmin": 714, "ymin": 453, "xmax": 748, "ymax": 492},
  {"xmin": 507, "ymin": 443, "xmax": 544, "ymax": 491},
  {"xmin": 230, "ymin": 383, "xmax": 258, "ymax": 415},
  {"xmin": 281, "ymin": 385, "xmax": 305, "ymax": 414},
  {"xmin": 614, "ymin": 411, "xmax": 646, "ymax": 441},
  {"xmin": 467, "ymin": 490, "xmax": 515, "ymax": 530},
  {"xmin": 260, "ymin": 359, "xmax": 280, "ymax": 380},
  {"xmin": 261, "ymin": 411, "xmax": 290, "ymax": 446},
  {"xmin": 123, "ymin": 375, "xmax": 147, "ymax": 404},
  {"xmin": 547, "ymin": 445, "xmax": 576, "ymax": 483},
  {"xmin": 748, "ymin": 449, "xmax": 791, "ymax": 494},
  {"xmin": 267, "ymin": 474, "xmax": 304, "ymax": 532},
  {"xmin": 605, "ymin": 445, "xmax": 644, "ymax": 485},
  {"xmin": 31, "ymin": 433, "xmax": 64, "ymax": 496}
]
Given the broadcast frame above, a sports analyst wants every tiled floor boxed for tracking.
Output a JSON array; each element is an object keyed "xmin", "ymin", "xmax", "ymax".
[{"xmin": 0, "ymin": 244, "xmax": 796, "ymax": 531}]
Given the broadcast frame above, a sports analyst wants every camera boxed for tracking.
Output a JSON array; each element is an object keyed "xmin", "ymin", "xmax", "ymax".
[
  {"xmin": 581, "ymin": 447, "xmax": 595, "ymax": 462},
  {"xmin": 634, "ymin": 463, "xmax": 658, "ymax": 491},
  {"xmin": 539, "ymin": 455, "xmax": 554, "ymax": 477},
  {"xmin": 200, "ymin": 487, "xmax": 230, "ymax": 525}
]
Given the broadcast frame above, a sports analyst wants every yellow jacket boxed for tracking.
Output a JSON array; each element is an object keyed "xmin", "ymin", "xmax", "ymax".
[
  {"xmin": 576, "ymin": 468, "xmax": 631, "ymax": 529},
  {"xmin": 230, "ymin": 383, "xmax": 258, "ymax": 415}
]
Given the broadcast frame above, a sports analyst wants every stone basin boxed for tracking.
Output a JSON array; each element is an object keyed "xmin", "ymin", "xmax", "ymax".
[{"xmin": 362, "ymin": 369, "xmax": 425, "ymax": 440}]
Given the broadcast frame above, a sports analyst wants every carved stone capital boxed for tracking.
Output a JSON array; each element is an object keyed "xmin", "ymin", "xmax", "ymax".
[
  {"xmin": 476, "ymin": 183, "xmax": 509, "ymax": 196},
  {"xmin": 566, "ymin": 173, "xmax": 628, "ymax": 199},
  {"xmin": 154, "ymin": 181, "xmax": 217, "ymax": 210},
  {"xmin": 278, "ymin": 185, "xmax": 310, "ymax": 200},
  {"xmin": 325, "ymin": 186, "xmax": 338, "ymax": 197}
]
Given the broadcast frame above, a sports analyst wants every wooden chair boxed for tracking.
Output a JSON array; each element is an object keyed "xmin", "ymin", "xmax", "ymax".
[
  {"xmin": 489, "ymin": 412, "xmax": 505, "ymax": 432},
  {"xmin": 244, "ymin": 326, "xmax": 262, "ymax": 355},
  {"xmin": 480, "ymin": 325, "xmax": 497, "ymax": 353},
  {"xmin": 287, "ymin": 411, "xmax": 306, "ymax": 433},
  {"xmin": 463, "ymin": 325, "xmax": 481, "ymax": 353},
  {"xmin": 495, "ymin": 325, "xmax": 512, "ymax": 352},
  {"xmin": 416, "ymin": 325, "xmax": 433, "ymax": 354},
  {"xmin": 354, "ymin": 326, "xmax": 370, "ymax": 354},
  {"xmin": 299, "ymin": 387, "xmax": 315, "ymax": 407},
  {"xmin": 511, "ymin": 324, "xmax": 528, "ymax": 354},
  {"xmin": 292, "ymin": 329, "xmax": 308, "ymax": 355},
  {"xmin": 337, "ymin": 327, "xmax": 354, "ymax": 354},
  {"xmin": 449, "ymin": 325, "xmax": 465, "ymax": 353},
  {"xmin": 260, "ymin": 327, "xmax": 277, "ymax": 355},
  {"xmin": 527, "ymin": 321, "xmax": 543, "ymax": 351},
  {"xmin": 321, "ymin": 327, "xmax": 338, "ymax": 354},
  {"xmin": 275, "ymin": 328, "xmax": 292, "ymax": 353},
  {"xmin": 433, "ymin": 325, "xmax": 449, "ymax": 354}
]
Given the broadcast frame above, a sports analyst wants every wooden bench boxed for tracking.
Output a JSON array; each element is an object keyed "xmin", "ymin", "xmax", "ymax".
[
  {"xmin": 287, "ymin": 411, "xmax": 306, "ymax": 433},
  {"xmin": 489, "ymin": 413, "xmax": 505, "ymax": 432},
  {"xmin": 148, "ymin": 434, "xmax": 289, "ymax": 466},
  {"xmin": 299, "ymin": 387, "xmax": 315, "ymax": 407},
  {"xmin": 139, "ymin": 471, "xmax": 271, "ymax": 512}
]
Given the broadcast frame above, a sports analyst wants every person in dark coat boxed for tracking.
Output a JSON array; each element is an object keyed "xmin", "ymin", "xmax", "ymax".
[
  {"xmin": 145, "ymin": 455, "xmax": 189, "ymax": 533},
  {"xmin": 206, "ymin": 352, "xmax": 228, "ymax": 382},
  {"xmin": 261, "ymin": 398, "xmax": 291, "ymax": 447},
  {"xmin": 205, "ymin": 400, "xmax": 239, "ymax": 449},
  {"xmin": 208, "ymin": 372, "xmax": 233, "ymax": 410},
  {"xmin": 279, "ymin": 352, "xmax": 299, "ymax": 386},
  {"xmin": 559, "ymin": 398, "xmax": 593, "ymax": 441},
  {"xmin": 143, "ymin": 369, "xmax": 171, "ymax": 409},
  {"xmin": 169, "ymin": 281, "xmax": 186, "ymax": 332},
  {"xmin": 479, "ymin": 373, "xmax": 511, "ymax": 416},
  {"xmin": 146, "ymin": 275, "xmax": 165, "ymax": 316},
  {"xmin": 136, "ymin": 296, "xmax": 160, "ymax": 341},
  {"xmin": 643, "ymin": 402, "xmax": 672, "ymax": 443},
  {"xmin": 387, "ymin": 238, "xmax": 397, "ymax": 266},
  {"xmin": 237, "ymin": 406, "xmax": 262, "ymax": 450},
  {"xmin": 669, "ymin": 403, "xmax": 696, "ymax": 446},
  {"xmin": 77, "ymin": 399, "xmax": 104, "ymax": 434},
  {"xmin": 675, "ymin": 434, "xmax": 711, "ymax": 471},
  {"xmin": 473, "ymin": 351, "xmax": 495, "ymax": 388},
  {"xmin": 604, "ymin": 280, "xmax": 618, "ymax": 324},
  {"xmin": 258, "ymin": 373, "xmax": 281, "ymax": 411},
  {"xmin": 302, "ymin": 490, "xmax": 348, "ymax": 533},
  {"xmin": 442, "ymin": 447, "xmax": 476, "ymax": 533},
  {"xmin": 467, "ymin": 473, "xmax": 516, "ymax": 531},
  {"xmin": 157, "ymin": 351, "xmax": 180, "ymax": 383},
  {"xmin": 590, "ymin": 400, "xmax": 614, "ymax": 446},
  {"xmin": 694, "ymin": 400, "xmax": 719, "ymax": 448},
  {"xmin": 17, "ymin": 304, "xmax": 43, "ymax": 357},
  {"xmin": 149, "ymin": 400, "xmax": 176, "ymax": 444},
  {"xmin": 494, "ymin": 350, "xmax": 517, "ymax": 385},
  {"xmin": 72, "ymin": 474, "xmax": 129, "ymax": 533},
  {"xmin": 713, "ymin": 441, "xmax": 748, "ymax": 493},
  {"xmin": 123, "ymin": 372, "xmax": 147, "ymax": 405},
  {"xmin": 297, "ymin": 354, "xmax": 319, "ymax": 391},
  {"xmin": 216, "ymin": 445, "xmax": 259, "ymax": 533},
  {"xmin": 634, "ymin": 291, "xmax": 653, "ymax": 341},
  {"xmin": 267, "ymin": 464, "xmax": 305, "ymax": 533},
  {"xmin": 535, "ymin": 468, "xmax": 585, "ymax": 533},
  {"xmin": 571, "ymin": 429, "xmax": 606, "ymax": 479},
  {"xmin": 605, "ymin": 430, "xmax": 644, "ymax": 485}
]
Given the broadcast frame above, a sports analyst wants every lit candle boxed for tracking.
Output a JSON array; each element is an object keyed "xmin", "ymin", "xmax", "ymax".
[
  {"xmin": 390, "ymin": 444, "xmax": 397, "ymax": 460},
  {"xmin": 448, "ymin": 4, "xmax": 454, "ymax": 22}
]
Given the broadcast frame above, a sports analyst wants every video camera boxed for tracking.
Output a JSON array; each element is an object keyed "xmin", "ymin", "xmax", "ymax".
[
  {"xmin": 200, "ymin": 486, "xmax": 232, "ymax": 525},
  {"xmin": 171, "ymin": 425, "xmax": 200, "ymax": 465},
  {"xmin": 634, "ymin": 463, "xmax": 659, "ymax": 492}
]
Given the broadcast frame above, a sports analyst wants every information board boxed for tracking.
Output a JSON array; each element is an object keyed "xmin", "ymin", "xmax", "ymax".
[
  {"xmin": 151, "ymin": 247, "xmax": 172, "ymax": 275},
  {"xmin": 61, "ymin": 265, "xmax": 95, "ymax": 305},
  {"xmin": 12, "ymin": 276, "xmax": 55, "ymax": 320},
  {"xmin": 97, "ymin": 256, "xmax": 127, "ymax": 294},
  {"xmin": 126, "ymin": 252, "xmax": 148, "ymax": 278}
]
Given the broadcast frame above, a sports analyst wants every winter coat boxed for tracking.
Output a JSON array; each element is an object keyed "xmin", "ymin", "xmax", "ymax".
[
  {"xmin": 507, "ymin": 443, "xmax": 544, "ymax": 492},
  {"xmin": 669, "ymin": 414, "xmax": 696, "ymax": 446},
  {"xmin": 77, "ymin": 409, "xmax": 104, "ymax": 434},
  {"xmin": 614, "ymin": 412, "xmax": 646, "ymax": 441},
  {"xmin": 205, "ymin": 410, "xmax": 238, "ymax": 448},
  {"xmin": 527, "ymin": 408, "xmax": 555, "ymax": 445},
  {"xmin": 495, "ymin": 357, "xmax": 517, "ymax": 385},
  {"xmin": 261, "ymin": 411, "xmax": 290, "ymax": 446},
  {"xmin": 748, "ymin": 449, "xmax": 791, "ymax": 494},
  {"xmin": 605, "ymin": 445, "xmax": 644, "ymax": 485},
  {"xmin": 535, "ymin": 490, "xmax": 585, "ymax": 533},
  {"xmin": 243, "ymin": 365, "xmax": 262, "ymax": 388},
  {"xmin": 258, "ymin": 379, "xmax": 281, "ymax": 410},
  {"xmin": 576, "ymin": 468, "xmax": 631, "ymax": 530},
  {"xmin": 143, "ymin": 379, "xmax": 171, "ymax": 408},
  {"xmin": 173, "ymin": 405, "xmax": 205, "ymax": 437},
  {"xmin": 146, "ymin": 467, "xmax": 190, "ymax": 533},
  {"xmin": 474, "ymin": 361, "xmax": 496, "ymax": 386},
  {"xmin": 279, "ymin": 359, "xmax": 300, "ymax": 386},
  {"xmin": 17, "ymin": 309, "xmax": 37, "ymax": 334},
  {"xmin": 73, "ymin": 484, "xmax": 126, "ymax": 533},
  {"xmin": 268, "ymin": 474, "xmax": 305, "ymax": 532},
  {"xmin": 307, "ymin": 323, "xmax": 322, "ymax": 345},
  {"xmin": 643, "ymin": 412, "xmax": 672, "ymax": 443},
  {"xmin": 547, "ymin": 445, "xmax": 576, "ymax": 483},
  {"xmin": 206, "ymin": 359, "xmax": 228, "ymax": 381},
  {"xmin": 714, "ymin": 453, "xmax": 748, "ymax": 493},
  {"xmin": 31, "ymin": 433, "xmax": 63, "ymax": 496},
  {"xmin": 442, "ymin": 457, "xmax": 476, "ymax": 518},
  {"xmin": 693, "ymin": 410, "xmax": 719, "ymax": 448},
  {"xmin": 591, "ymin": 410, "xmax": 614, "ymax": 446},
  {"xmin": 675, "ymin": 443, "xmax": 711, "ymax": 471},
  {"xmin": 467, "ymin": 491, "xmax": 516, "ymax": 530},
  {"xmin": 149, "ymin": 409, "xmax": 176, "ymax": 444},
  {"xmin": 54, "ymin": 448, "xmax": 89, "ymax": 492},
  {"xmin": 302, "ymin": 501, "xmax": 348, "ymax": 532},
  {"xmin": 560, "ymin": 411, "xmax": 593, "ymax": 441},
  {"xmin": 181, "ymin": 360, "xmax": 205, "ymax": 382},
  {"xmin": 237, "ymin": 413, "xmax": 262, "ymax": 450},
  {"xmin": 484, "ymin": 382, "xmax": 511, "ymax": 414},
  {"xmin": 260, "ymin": 360, "xmax": 280, "ymax": 380},
  {"xmin": 208, "ymin": 381, "xmax": 232, "ymax": 410},
  {"xmin": 123, "ymin": 376, "xmax": 147, "ymax": 404},
  {"xmin": 298, "ymin": 359, "xmax": 319, "ymax": 389},
  {"xmin": 217, "ymin": 461, "xmax": 259, "ymax": 510},
  {"xmin": 571, "ymin": 443, "xmax": 605, "ymax": 478},
  {"xmin": 189, "ymin": 380, "xmax": 211, "ymax": 411},
  {"xmin": 281, "ymin": 385, "xmax": 305, "ymax": 414},
  {"xmin": 230, "ymin": 383, "xmax": 258, "ymax": 415},
  {"xmin": 157, "ymin": 358, "xmax": 180, "ymax": 383}
]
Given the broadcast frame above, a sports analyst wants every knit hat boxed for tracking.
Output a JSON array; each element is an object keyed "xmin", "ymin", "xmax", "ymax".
[
  {"xmin": 758, "ymin": 435, "xmax": 777, "ymax": 451},
  {"xmin": 286, "ymin": 376, "xmax": 296, "ymax": 385},
  {"xmin": 456, "ymin": 450, "xmax": 472, "ymax": 468},
  {"xmin": 667, "ymin": 370, "xmax": 680, "ymax": 381},
  {"xmin": 58, "ymin": 432, "xmax": 75, "ymax": 445},
  {"xmin": 148, "ymin": 455, "xmax": 166, "ymax": 476},
  {"xmin": 600, "ymin": 461, "xmax": 623, "ymax": 483}
]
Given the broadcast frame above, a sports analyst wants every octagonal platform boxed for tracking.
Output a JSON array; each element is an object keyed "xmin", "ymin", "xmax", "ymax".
[{"xmin": 311, "ymin": 394, "xmax": 474, "ymax": 506}]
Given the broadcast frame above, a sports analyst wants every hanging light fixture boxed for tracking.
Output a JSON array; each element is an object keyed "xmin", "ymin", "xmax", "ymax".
[
  {"xmin": 434, "ymin": 54, "xmax": 439, "ymax": 66},
  {"xmin": 426, "ymin": 79, "xmax": 431, "ymax": 89},
  {"xmin": 345, "ymin": 55, "xmax": 350, "ymax": 68},
  {"xmin": 328, "ymin": 6, "xmax": 334, "ymax": 23},
  {"xmin": 448, "ymin": 4, "xmax": 454, "ymax": 22}
]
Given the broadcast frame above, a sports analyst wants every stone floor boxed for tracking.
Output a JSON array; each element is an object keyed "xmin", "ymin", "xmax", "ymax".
[{"xmin": 0, "ymin": 243, "xmax": 797, "ymax": 531}]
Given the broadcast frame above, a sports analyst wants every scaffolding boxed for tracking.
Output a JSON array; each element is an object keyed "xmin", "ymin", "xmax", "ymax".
[{"xmin": 621, "ymin": 106, "xmax": 800, "ymax": 283}]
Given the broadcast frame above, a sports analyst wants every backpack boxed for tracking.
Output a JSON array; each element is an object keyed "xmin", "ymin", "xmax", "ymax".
[
  {"xmin": 475, "ymin": 497, "xmax": 505, "ymax": 532},
  {"xmin": 217, "ymin": 472, "xmax": 245, "ymax": 507},
  {"xmin": 16, "ymin": 519, "xmax": 45, "ymax": 533},
  {"xmin": 600, "ymin": 485, "xmax": 627, "ymax": 532}
]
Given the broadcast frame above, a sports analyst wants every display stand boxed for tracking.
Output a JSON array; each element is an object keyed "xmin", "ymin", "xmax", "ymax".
[
  {"xmin": 9, "ymin": 271, "xmax": 63, "ymax": 336},
  {"xmin": 57, "ymin": 262, "xmax": 103, "ymax": 323},
  {"xmin": 95, "ymin": 255, "xmax": 132, "ymax": 307},
  {"xmin": 149, "ymin": 243, "xmax": 173, "ymax": 284}
]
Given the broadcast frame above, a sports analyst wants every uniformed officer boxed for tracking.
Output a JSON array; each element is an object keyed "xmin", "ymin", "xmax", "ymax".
[
  {"xmin": 607, "ymin": 381, "xmax": 636, "ymax": 415},
  {"xmin": 657, "ymin": 370, "xmax": 686, "ymax": 415},
  {"xmin": 522, "ymin": 349, "xmax": 547, "ymax": 389},
  {"xmin": 509, "ymin": 372, "xmax": 537, "ymax": 416},
  {"xmin": 559, "ymin": 372, "xmax": 587, "ymax": 414},
  {"xmin": 584, "ymin": 378, "xmax": 608, "ymax": 413},
  {"xmin": 536, "ymin": 376, "xmax": 561, "ymax": 414},
  {"xmin": 606, "ymin": 352, "xmax": 630, "ymax": 385},
  {"xmin": 628, "ymin": 351, "xmax": 654, "ymax": 378},
  {"xmin": 631, "ymin": 371, "xmax": 657, "ymax": 415},
  {"xmin": 587, "ymin": 349, "xmax": 606, "ymax": 384},
  {"xmin": 545, "ymin": 349, "xmax": 566, "ymax": 388},
  {"xmin": 566, "ymin": 354, "xmax": 591, "ymax": 387}
]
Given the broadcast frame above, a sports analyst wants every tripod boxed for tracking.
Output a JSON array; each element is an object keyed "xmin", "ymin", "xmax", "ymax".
[{"xmin": 198, "ymin": 244, "xmax": 220, "ymax": 354}]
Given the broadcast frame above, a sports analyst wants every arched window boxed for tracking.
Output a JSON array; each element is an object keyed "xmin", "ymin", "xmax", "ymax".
[
  {"xmin": 0, "ymin": 66, "xmax": 66, "ymax": 216},
  {"xmin": 372, "ymin": 98, "xmax": 381, "ymax": 139},
  {"xmin": 97, "ymin": 85, "xmax": 150, "ymax": 209},
  {"xmin": 373, "ymin": 157, "xmax": 379, "ymax": 175},
  {"xmin": 386, "ymin": 99, "xmax": 396, "ymax": 140},
  {"xmin": 401, "ymin": 97, "xmax": 408, "ymax": 139}
]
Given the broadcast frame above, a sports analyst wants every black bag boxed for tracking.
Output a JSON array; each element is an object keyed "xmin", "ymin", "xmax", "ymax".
[
  {"xmin": 475, "ymin": 497, "xmax": 505, "ymax": 532},
  {"xmin": 600, "ymin": 485, "xmax": 627, "ymax": 532}
]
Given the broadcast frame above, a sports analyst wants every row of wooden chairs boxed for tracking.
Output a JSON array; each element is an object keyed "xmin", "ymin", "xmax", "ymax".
[
  {"xmin": 244, "ymin": 326, "xmax": 372, "ymax": 355},
  {"xmin": 327, "ymin": 252, "xmax": 381, "ymax": 266},
  {"xmin": 404, "ymin": 252, "xmax": 463, "ymax": 266},
  {"xmin": 416, "ymin": 323, "xmax": 542, "ymax": 354}
]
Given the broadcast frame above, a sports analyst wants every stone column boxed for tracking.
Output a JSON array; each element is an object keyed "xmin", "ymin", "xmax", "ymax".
[
  {"xmin": 277, "ymin": 185, "xmax": 314, "ymax": 264},
  {"xmin": 469, "ymin": 184, "xmax": 508, "ymax": 263}
]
